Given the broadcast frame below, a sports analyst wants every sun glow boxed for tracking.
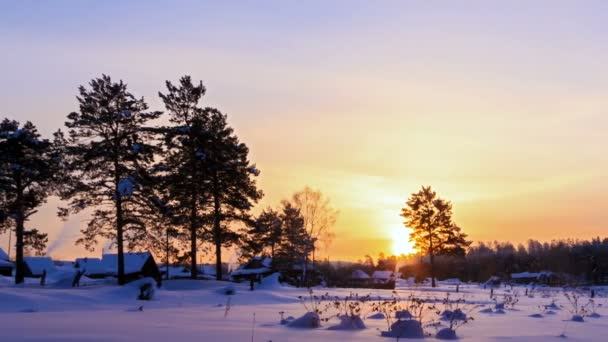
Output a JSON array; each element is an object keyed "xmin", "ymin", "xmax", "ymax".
[{"xmin": 390, "ymin": 225, "xmax": 416, "ymax": 256}]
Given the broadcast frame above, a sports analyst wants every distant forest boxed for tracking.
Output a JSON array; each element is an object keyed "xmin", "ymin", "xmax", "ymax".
[{"xmin": 328, "ymin": 238, "xmax": 607, "ymax": 286}]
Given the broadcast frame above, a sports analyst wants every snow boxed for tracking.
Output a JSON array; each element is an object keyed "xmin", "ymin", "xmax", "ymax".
[
  {"xmin": 371, "ymin": 270, "xmax": 395, "ymax": 280},
  {"xmin": 0, "ymin": 279, "xmax": 607, "ymax": 341},
  {"xmin": 351, "ymin": 269, "xmax": 370, "ymax": 279},
  {"xmin": 0, "ymin": 247, "xmax": 9, "ymax": 261},
  {"xmin": 100, "ymin": 252, "xmax": 151, "ymax": 274},
  {"xmin": 511, "ymin": 271, "xmax": 554, "ymax": 279},
  {"xmin": 74, "ymin": 258, "xmax": 106, "ymax": 276},
  {"xmin": 23, "ymin": 257, "xmax": 57, "ymax": 275},
  {"xmin": 117, "ymin": 177, "xmax": 135, "ymax": 196}
]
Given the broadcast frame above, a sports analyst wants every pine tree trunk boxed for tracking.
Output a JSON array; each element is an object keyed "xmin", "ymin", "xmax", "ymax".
[
  {"xmin": 114, "ymin": 156, "xmax": 125, "ymax": 285},
  {"xmin": 429, "ymin": 227, "xmax": 436, "ymax": 288},
  {"xmin": 116, "ymin": 195, "xmax": 125, "ymax": 285},
  {"xmin": 14, "ymin": 181, "xmax": 25, "ymax": 284},
  {"xmin": 213, "ymin": 178, "xmax": 222, "ymax": 281},
  {"xmin": 190, "ymin": 194, "xmax": 198, "ymax": 279}
]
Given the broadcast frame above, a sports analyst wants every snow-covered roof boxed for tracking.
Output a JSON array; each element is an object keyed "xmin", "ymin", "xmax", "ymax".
[
  {"xmin": 351, "ymin": 269, "xmax": 370, "ymax": 279},
  {"xmin": 231, "ymin": 267, "xmax": 271, "ymax": 276},
  {"xmin": 197, "ymin": 264, "xmax": 216, "ymax": 275},
  {"xmin": 101, "ymin": 252, "xmax": 152, "ymax": 274},
  {"xmin": 24, "ymin": 257, "xmax": 57, "ymax": 275},
  {"xmin": 250, "ymin": 256, "xmax": 272, "ymax": 268},
  {"xmin": 511, "ymin": 271, "xmax": 555, "ymax": 279},
  {"xmin": 372, "ymin": 271, "xmax": 395, "ymax": 280},
  {"xmin": 74, "ymin": 258, "xmax": 106, "ymax": 275},
  {"xmin": 0, "ymin": 259, "xmax": 14, "ymax": 267},
  {"xmin": 0, "ymin": 247, "xmax": 9, "ymax": 261}
]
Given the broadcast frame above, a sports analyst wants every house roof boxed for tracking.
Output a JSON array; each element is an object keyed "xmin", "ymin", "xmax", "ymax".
[
  {"xmin": 351, "ymin": 269, "xmax": 370, "ymax": 279},
  {"xmin": 74, "ymin": 258, "xmax": 106, "ymax": 275},
  {"xmin": 24, "ymin": 257, "xmax": 57, "ymax": 275},
  {"xmin": 0, "ymin": 259, "xmax": 13, "ymax": 268},
  {"xmin": 231, "ymin": 256, "xmax": 273, "ymax": 276},
  {"xmin": 0, "ymin": 247, "xmax": 9, "ymax": 261},
  {"xmin": 511, "ymin": 271, "xmax": 555, "ymax": 279},
  {"xmin": 101, "ymin": 252, "xmax": 153, "ymax": 274},
  {"xmin": 372, "ymin": 270, "xmax": 395, "ymax": 279}
]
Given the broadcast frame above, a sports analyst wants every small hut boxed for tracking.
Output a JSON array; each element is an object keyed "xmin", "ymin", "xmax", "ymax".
[
  {"xmin": 0, "ymin": 248, "xmax": 13, "ymax": 276},
  {"xmin": 100, "ymin": 252, "xmax": 161, "ymax": 284},
  {"xmin": 23, "ymin": 257, "xmax": 57, "ymax": 277},
  {"xmin": 231, "ymin": 256, "xmax": 273, "ymax": 282}
]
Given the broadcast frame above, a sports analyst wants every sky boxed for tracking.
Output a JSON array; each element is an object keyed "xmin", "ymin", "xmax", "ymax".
[{"xmin": 1, "ymin": 1, "xmax": 608, "ymax": 261}]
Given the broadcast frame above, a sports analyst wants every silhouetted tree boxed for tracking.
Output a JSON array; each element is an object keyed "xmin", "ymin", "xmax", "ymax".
[
  {"xmin": 400, "ymin": 186, "xmax": 470, "ymax": 287},
  {"xmin": 242, "ymin": 208, "xmax": 282, "ymax": 259},
  {"xmin": 158, "ymin": 75, "xmax": 212, "ymax": 279},
  {"xmin": 289, "ymin": 187, "xmax": 338, "ymax": 281},
  {"xmin": 60, "ymin": 75, "xmax": 161, "ymax": 285},
  {"xmin": 0, "ymin": 119, "xmax": 62, "ymax": 283},
  {"xmin": 202, "ymin": 108, "xmax": 263, "ymax": 280},
  {"xmin": 23, "ymin": 228, "xmax": 49, "ymax": 256},
  {"xmin": 274, "ymin": 201, "xmax": 309, "ymax": 275}
]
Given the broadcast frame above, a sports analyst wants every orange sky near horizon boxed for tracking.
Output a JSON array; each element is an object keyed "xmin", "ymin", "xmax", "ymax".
[{"xmin": 1, "ymin": 1, "xmax": 608, "ymax": 262}]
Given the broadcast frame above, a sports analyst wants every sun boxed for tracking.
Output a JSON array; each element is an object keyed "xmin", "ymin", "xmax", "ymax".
[{"xmin": 390, "ymin": 225, "xmax": 416, "ymax": 256}]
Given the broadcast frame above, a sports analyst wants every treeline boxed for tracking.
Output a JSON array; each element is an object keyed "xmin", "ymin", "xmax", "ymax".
[
  {"xmin": 399, "ymin": 238, "xmax": 608, "ymax": 285},
  {"xmin": 0, "ymin": 75, "xmax": 336, "ymax": 285}
]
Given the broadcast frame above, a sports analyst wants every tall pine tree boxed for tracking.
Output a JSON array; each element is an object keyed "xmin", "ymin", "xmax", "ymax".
[
  {"xmin": 242, "ymin": 208, "xmax": 282, "ymax": 259},
  {"xmin": 60, "ymin": 75, "xmax": 161, "ymax": 285},
  {"xmin": 401, "ymin": 186, "xmax": 471, "ymax": 287},
  {"xmin": 0, "ymin": 119, "xmax": 62, "ymax": 284},
  {"xmin": 158, "ymin": 75, "xmax": 211, "ymax": 279},
  {"xmin": 159, "ymin": 76, "xmax": 262, "ymax": 280},
  {"xmin": 204, "ymin": 108, "xmax": 263, "ymax": 280}
]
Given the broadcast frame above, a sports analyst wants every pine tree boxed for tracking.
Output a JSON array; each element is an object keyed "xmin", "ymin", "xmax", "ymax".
[
  {"xmin": 158, "ymin": 75, "xmax": 211, "ymax": 279},
  {"xmin": 60, "ymin": 75, "xmax": 161, "ymax": 285},
  {"xmin": 0, "ymin": 119, "xmax": 62, "ymax": 284},
  {"xmin": 242, "ymin": 208, "xmax": 282, "ymax": 259},
  {"xmin": 204, "ymin": 108, "xmax": 262, "ymax": 280},
  {"xmin": 274, "ymin": 201, "xmax": 310, "ymax": 276},
  {"xmin": 400, "ymin": 186, "xmax": 471, "ymax": 287},
  {"xmin": 159, "ymin": 76, "xmax": 262, "ymax": 280},
  {"xmin": 23, "ymin": 228, "xmax": 49, "ymax": 256}
]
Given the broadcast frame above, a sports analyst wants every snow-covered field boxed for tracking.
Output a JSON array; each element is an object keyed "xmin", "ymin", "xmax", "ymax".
[{"xmin": 1, "ymin": 275, "xmax": 606, "ymax": 341}]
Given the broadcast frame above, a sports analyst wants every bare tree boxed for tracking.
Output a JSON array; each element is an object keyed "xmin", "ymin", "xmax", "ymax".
[{"xmin": 290, "ymin": 186, "xmax": 338, "ymax": 282}]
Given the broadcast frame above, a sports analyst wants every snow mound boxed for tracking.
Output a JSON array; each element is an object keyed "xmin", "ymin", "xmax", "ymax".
[
  {"xmin": 288, "ymin": 312, "xmax": 321, "ymax": 328},
  {"xmin": 436, "ymin": 327, "xmax": 458, "ymax": 340},
  {"xmin": 395, "ymin": 309, "xmax": 412, "ymax": 319},
  {"xmin": 571, "ymin": 315, "xmax": 584, "ymax": 322},
  {"xmin": 381, "ymin": 319, "xmax": 424, "ymax": 338},
  {"xmin": 256, "ymin": 273, "xmax": 284, "ymax": 290},
  {"xmin": 588, "ymin": 312, "xmax": 601, "ymax": 318},
  {"xmin": 327, "ymin": 315, "xmax": 366, "ymax": 330}
]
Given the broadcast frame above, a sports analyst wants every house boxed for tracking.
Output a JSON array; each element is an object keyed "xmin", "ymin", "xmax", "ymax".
[
  {"xmin": 511, "ymin": 271, "xmax": 561, "ymax": 286},
  {"xmin": 231, "ymin": 256, "xmax": 274, "ymax": 282},
  {"xmin": 0, "ymin": 248, "xmax": 13, "ymax": 276},
  {"xmin": 74, "ymin": 257, "xmax": 106, "ymax": 278},
  {"xmin": 351, "ymin": 269, "xmax": 371, "ymax": 280},
  {"xmin": 372, "ymin": 270, "xmax": 397, "ymax": 284},
  {"xmin": 371, "ymin": 270, "xmax": 397, "ymax": 289},
  {"xmin": 349, "ymin": 269, "xmax": 372, "ymax": 287},
  {"xmin": 23, "ymin": 257, "xmax": 57, "ymax": 277},
  {"xmin": 100, "ymin": 252, "xmax": 161, "ymax": 284},
  {"xmin": 484, "ymin": 276, "xmax": 502, "ymax": 287}
]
